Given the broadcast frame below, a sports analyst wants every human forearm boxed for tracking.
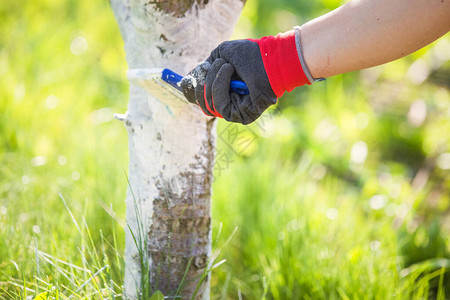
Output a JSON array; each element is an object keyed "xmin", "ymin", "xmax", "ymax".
[{"xmin": 302, "ymin": 0, "xmax": 450, "ymax": 78}]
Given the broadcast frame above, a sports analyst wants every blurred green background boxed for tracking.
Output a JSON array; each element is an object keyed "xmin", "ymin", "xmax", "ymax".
[{"xmin": 1, "ymin": 0, "xmax": 449, "ymax": 299}]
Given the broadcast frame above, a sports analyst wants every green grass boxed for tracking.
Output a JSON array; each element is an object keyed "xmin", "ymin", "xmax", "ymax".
[{"xmin": 1, "ymin": 0, "xmax": 450, "ymax": 299}]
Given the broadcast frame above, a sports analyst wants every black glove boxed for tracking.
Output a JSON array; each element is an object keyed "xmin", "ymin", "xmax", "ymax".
[
  {"xmin": 180, "ymin": 40, "xmax": 277, "ymax": 125},
  {"xmin": 181, "ymin": 29, "xmax": 317, "ymax": 124}
]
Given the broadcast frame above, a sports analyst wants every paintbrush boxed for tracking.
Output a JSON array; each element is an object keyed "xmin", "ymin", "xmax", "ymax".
[{"xmin": 127, "ymin": 68, "xmax": 249, "ymax": 107}]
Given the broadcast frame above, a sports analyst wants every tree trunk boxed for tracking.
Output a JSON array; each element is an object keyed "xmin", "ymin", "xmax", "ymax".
[{"xmin": 109, "ymin": 0, "xmax": 244, "ymax": 298}]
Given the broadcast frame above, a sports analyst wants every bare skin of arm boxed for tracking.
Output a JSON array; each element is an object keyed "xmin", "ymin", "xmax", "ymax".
[{"xmin": 301, "ymin": 0, "xmax": 450, "ymax": 79}]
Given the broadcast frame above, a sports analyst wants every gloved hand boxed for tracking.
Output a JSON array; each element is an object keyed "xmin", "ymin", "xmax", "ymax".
[{"xmin": 181, "ymin": 28, "xmax": 317, "ymax": 125}]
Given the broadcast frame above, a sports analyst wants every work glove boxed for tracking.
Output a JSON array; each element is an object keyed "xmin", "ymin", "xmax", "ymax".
[{"xmin": 181, "ymin": 27, "xmax": 320, "ymax": 125}]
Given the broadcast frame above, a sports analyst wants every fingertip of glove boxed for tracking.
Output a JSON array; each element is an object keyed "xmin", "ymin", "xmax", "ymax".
[{"xmin": 217, "ymin": 63, "xmax": 235, "ymax": 78}]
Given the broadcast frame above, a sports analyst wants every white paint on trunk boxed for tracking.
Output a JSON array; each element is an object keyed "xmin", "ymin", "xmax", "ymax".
[
  {"xmin": 127, "ymin": 68, "xmax": 189, "ymax": 106},
  {"xmin": 110, "ymin": 0, "xmax": 244, "ymax": 298}
]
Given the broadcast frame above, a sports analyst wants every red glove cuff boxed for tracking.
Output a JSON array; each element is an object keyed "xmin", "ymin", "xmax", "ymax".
[{"xmin": 250, "ymin": 30, "xmax": 311, "ymax": 98}]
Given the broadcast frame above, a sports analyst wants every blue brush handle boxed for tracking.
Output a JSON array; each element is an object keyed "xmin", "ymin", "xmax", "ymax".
[
  {"xmin": 162, "ymin": 68, "xmax": 249, "ymax": 95},
  {"xmin": 230, "ymin": 80, "xmax": 249, "ymax": 95}
]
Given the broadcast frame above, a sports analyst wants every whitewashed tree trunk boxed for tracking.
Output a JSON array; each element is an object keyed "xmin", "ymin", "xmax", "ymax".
[{"xmin": 109, "ymin": 0, "xmax": 244, "ymax": 298}]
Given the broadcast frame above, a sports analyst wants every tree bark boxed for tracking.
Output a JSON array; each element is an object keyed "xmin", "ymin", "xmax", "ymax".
[{"xmin": 109, "ymin": 0, "xmax": 244, "ymax": 298}]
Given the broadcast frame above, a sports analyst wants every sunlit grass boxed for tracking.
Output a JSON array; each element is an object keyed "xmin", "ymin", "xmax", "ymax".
[{"xmin": 0, "ymin": 193, "xmax": 124, "ymax": 299}]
